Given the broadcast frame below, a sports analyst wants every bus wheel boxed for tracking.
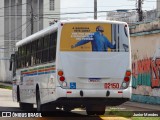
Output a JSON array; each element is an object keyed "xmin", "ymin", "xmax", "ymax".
[
  {"xmin": 86, "ymin": 106, "xmax": 96, "ymax": 115},
  {"xmin": 17, "ymin": 86, "xmax": 20, "ymax": 102},
  {"xmin": 94, "ymin": 105, "xmax": 105, "ymax": 115},
  {"xmin": 86, "ymin": 105, "xmax": 105, "ymax": 115},
  {"xmin": 36, "ymin": 88, "xmax": 42, "ymax": 111},
  {"xmin": 19, "ymin": 102, "xmax": 33, "ymax": 110},
  {"xmin": 18, "ymin": 87, "xmax": 33, "ymax": 110},
  {"xmin": 63, "ymin": 106, "xmax": 72, "ymax": 112}
]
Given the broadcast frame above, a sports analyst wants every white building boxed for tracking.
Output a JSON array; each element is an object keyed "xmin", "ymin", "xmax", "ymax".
[
  {"xmin": 0, "ymin": 0, "xmax": 60, "ymax": 82},
  {"xmin": 0, "ymin": 0, "xmax": 103, "ymax": 82},
  {"xmin": 157, "ymin": 0, "xmax": 160, "ymax": 18}
]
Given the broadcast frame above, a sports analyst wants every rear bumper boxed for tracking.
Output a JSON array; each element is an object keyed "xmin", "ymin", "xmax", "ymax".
[{"xmin": 56, "ymin": 86, "xmax": 132, "ymax": 99}]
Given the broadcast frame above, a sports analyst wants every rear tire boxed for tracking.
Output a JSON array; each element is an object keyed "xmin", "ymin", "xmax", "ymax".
[
  {"xmin": 63, "ymin": 106, "xmax": 72, "ymax": 112},
  {"xmin": 36, "ymin": 88, "xmax": 42, "ymax": 111},
  {"xmin": 86, "ymin": 105, "xmax": 105, "ymax": 115},
  {"xmin": 19, "ymin": 102, "xmax": 33, "ymax": 110},
  {"xmin": 17, "ymin": 86, "xmax": 20, "ymax": 102},
  {"xmin": 17, "ymin": 86, "xmax": 33, "ymax": 110}
]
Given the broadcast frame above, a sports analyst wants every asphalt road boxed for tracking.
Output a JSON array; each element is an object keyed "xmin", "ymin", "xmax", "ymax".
[
  {"xmin": 0, "ymin": 88, "xmax": 102, "ymax": 120},
  {"xmin": 0, "ymin": 88, "xmax": 160, "ymax": 120}
]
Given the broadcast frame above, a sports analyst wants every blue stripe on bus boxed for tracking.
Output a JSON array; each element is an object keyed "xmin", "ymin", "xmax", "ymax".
[
  {"xmin": 24, "ymin": 71, "xmax": 56, "ymax": 76},
  {"xmin": 38, "ymin": 72, "xmax": 45, "ymax": 75}
]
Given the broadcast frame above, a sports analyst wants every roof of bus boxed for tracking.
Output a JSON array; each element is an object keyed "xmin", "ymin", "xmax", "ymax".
[
  {"xmin": 16, "ymin": 23, "xmax": 59, "ymax": 47},
  {"xmin": 16, "ymin": 19, "xmax": 127, "ymax": 47},
  {"xmin": 61, "ymin": 19, "xmax": 127, "ymax": 24}
]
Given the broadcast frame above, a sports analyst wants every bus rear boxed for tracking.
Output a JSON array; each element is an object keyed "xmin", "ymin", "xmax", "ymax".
[{"xmin": 56, "ymin": 20, "xmax": 131, "ymax": 115}]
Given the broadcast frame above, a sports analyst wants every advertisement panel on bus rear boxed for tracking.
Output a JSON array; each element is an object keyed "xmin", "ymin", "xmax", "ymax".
[
  {"xmin": 60, "ymin": 23, "xmax": 129, "ymax": 52},
  {"xmin": 60, "ymin": 23, "xmax": 115, "ymax": 52}
]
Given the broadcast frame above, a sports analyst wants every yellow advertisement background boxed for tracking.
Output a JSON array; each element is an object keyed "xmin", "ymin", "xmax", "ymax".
[{"xmin": 60, "ymin": 23, "xmax": 112, "ymax": 51}]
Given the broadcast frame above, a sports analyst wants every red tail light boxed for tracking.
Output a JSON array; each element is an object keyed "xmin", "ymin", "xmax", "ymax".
[
  {"xmin": 124, "ymin": 71, "xmax": 131, "ymax": 82},
  {"xmin": 125, "ymin": 71, "xmax": 131, "ymax": 77},
  {"xmin": 121, "ymin": 70, "xmax": 131, "ymax": 89},
  {"xmin": 59, "ymin": 76, "xmax": 65, "ymax": 81},
  {"xmin": 124, "ymin": 77, "xmax": 130, "ymax": 82}
]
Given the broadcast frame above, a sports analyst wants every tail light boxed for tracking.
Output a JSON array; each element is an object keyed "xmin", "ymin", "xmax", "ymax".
[
  {"xmin": 60, "ymin": 76, "xmax": 65, "ymax": 81},
  {"xmin": 58, "ymin": 70, "xmax": 67, "ymax": 87},
  {"xmin": 121, "ymin": 70, "xmax": 131, "ymax": 89},
  {"xmin": 58, "ymin": 70, "xmax": 64, "ymax": 76},
  {"xmin": 124, "ymin": 70, "xmax": 131, "ymax": 80},
  {"xmin": 124, "ymin": 77, "xmax": 130, "ymax": 82},
  {"xmin": 125, "ymin": 71, "xmax": 131, "ymax": 77}
]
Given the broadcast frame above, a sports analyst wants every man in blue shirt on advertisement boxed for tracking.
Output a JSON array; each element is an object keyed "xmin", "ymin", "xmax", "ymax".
[{"xmin": 71, "ymin": 26, "xmax": 116, "ymax": 51}]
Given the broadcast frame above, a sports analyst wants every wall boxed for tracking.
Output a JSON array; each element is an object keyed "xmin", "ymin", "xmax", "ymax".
[
  {"xmin": 130, "ymin": 21, "xmax": 160, "ymax": 104},
  {"xmin": 43, "ymin": 0, "xmax": 60, "ymax": 27},
  {"xmin": 157, "ymin": 0, "xmax": 160, "ymax": 18},
  {"xmin": 0, "ymin": 0, "xmax": 6, "ymax": 82},
  {"xmin": 130, "ymin": 19, "xmax": 160, "ymax": 34}
]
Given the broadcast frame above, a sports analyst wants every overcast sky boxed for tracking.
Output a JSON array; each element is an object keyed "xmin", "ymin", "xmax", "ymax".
[{"xmin": 60, "ymin": 0, "xmax": 156, "ymax": 19}]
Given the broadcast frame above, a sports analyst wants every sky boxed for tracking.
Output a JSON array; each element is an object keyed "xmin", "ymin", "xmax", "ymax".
[{"xmin": 60, "ymin": 0, "xmax": 157, "ymax": 19}]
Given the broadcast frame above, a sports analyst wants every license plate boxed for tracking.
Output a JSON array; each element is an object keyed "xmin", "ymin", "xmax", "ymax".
[
  {"xmin": 104, "ymin": 83, "xmax": 120, "ymax": 89},
  {"xmin": 89, "ymin": 78, "xmax": 101, "ymax": 82}
]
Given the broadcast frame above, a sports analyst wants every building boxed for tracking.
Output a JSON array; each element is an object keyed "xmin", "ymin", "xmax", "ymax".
[
  {"xmin": 107, "ymin": 9, "xmax": 139, "ymax": 24},
  {"xmin": 0, "ymin": 0, "xmax": 60, "ymax": 82},
  {"xmin": 157, "ymin": 0, "xmax": 160, "ymax": 18},
  {"xmin": 107, "ymin": 9, "xmax": 158, "ymax": 24},
  {"xmin": 0, "ymin": 0, "xmax": 96, "ymax": 82}
]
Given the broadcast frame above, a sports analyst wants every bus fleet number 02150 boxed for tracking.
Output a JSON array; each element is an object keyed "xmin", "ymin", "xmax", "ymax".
[{"xmin": 104, "ymin": 83, "xmax": 120, "ymax": 89}]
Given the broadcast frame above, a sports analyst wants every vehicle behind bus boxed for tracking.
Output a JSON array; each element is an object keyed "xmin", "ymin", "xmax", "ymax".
[{"xmin": 10, "ymin": 20, "xmax": 131, "ymax": 115}]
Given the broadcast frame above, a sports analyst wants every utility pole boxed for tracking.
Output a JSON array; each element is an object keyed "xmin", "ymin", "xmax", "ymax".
[
  {"xmin": 137, "ymin": 0, "xmax": 143, "ymax": 21},
  {"xmin": 30, "ymin": 0, "xmax": 34, "ymax": 34},
  {"xmin": 94, "ymin": 0, "xmax": 97, "ymax": 19}
]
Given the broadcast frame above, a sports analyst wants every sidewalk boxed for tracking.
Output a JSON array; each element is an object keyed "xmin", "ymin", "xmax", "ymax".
[{"xmin": 123, "ymin": 101, "xmax": 160, "ymax": 111}]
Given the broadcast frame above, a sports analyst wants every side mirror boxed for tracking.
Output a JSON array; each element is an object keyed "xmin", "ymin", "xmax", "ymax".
[
  {"xmin": 9, "ymin": 60, "xmax": 12, "ymax": 71},
  {"xmin": 9, "ymin": 54, "xmax": 15, "ymax": 71}
]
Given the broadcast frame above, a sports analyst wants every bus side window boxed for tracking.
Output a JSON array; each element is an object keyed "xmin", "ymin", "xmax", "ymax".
[
  {"xmin": 42, "ymin": 35, "xmax": 49, "ymax": 63},
  {"xmin": 26, "ymin": 44, "xmax": 31, "ymax": 67},
  {"xmin": 36, "ymin": 38, "xmax": 43, "ymax": 64},
  {"xmin": 20, "ymin": 45, "xmax": 26, "ymax": 68},
  {"xmin": 49, "ymin": 31, "xmax": 57, "ymax": 61},
  {"xmin": 17, "ymin": 47, "xmax": 21, "ymax": 69},
  {"xmin": 31, "ymin": 40, "xmax": 37, "ymax": 66}
]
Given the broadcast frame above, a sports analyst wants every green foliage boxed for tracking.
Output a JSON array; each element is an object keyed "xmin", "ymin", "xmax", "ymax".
[
  {"xmin": 0, "ymin": 85, "xmax": 12, "ymax": 90},
  {"xmin": 132, "ymin": 117, "xmax": 160, "ymax": 120},
  {"xmin": 105, "ymin": 109, "xmax": 133, "ymax": 118}
]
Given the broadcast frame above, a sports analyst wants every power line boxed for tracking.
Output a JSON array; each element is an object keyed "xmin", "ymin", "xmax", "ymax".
[
  {"xmin": 3, "ymin": 19, "xmax": 40, "ymax": 41},
  {"xmin": 0, "ymin": 2, "xmax": 28, "ymax": 10},
  {"xmin": 0, "ymin": 15, "xmax": 30, "ymax": 18},
  {"xmin": 0, "ymin": 20, "xmax": 31, "ymax": 37},
  {"xmin": 14, "ymin": 22, "xmax": 31, "ymax": 40},
  {"xmin": 2, "ymin": 23, "xmax": 31, "ymax": 51}
]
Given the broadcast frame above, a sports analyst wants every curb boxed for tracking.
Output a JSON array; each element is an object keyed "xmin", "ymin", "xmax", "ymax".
[
  {"xmin": 0, "ymin": 81, "xmax": 12, "ymax": 87},
  {"xmin": 123, "ymin": 101, "xmax": 160, "ymax": 111}
]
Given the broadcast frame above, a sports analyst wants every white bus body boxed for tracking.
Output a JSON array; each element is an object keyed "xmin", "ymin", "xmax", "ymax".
[{"xmin": 10, "ymin": 20, "xmax": 132, "ymax": 115}]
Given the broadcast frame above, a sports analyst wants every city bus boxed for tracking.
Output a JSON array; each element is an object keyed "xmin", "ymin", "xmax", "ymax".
[{"xmin": 10, "ymin": 20, "xmax": 132, "ymax": 115}]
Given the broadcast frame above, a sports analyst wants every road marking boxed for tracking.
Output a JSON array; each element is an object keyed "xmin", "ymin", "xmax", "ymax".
[{"xmin": 100, "ymin": 116, "xmax": 131, "ymax": 120}]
